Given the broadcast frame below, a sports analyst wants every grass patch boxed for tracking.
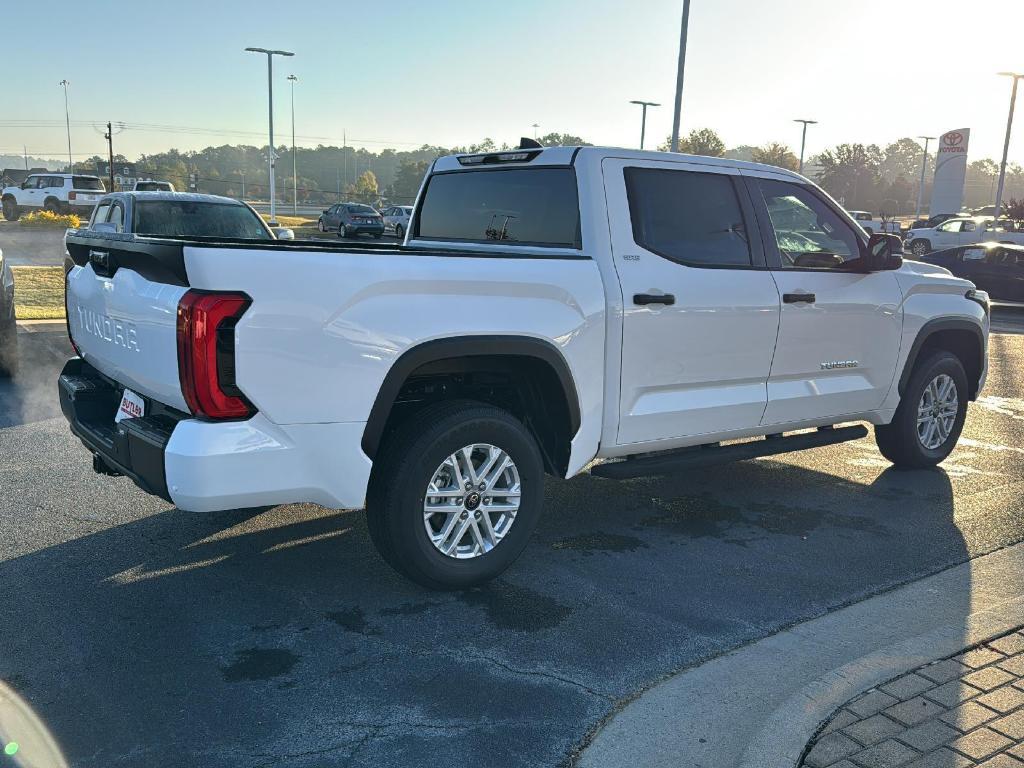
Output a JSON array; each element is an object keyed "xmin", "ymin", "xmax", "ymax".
[
  {"xmin": 12, "ymin": 266, "xmax": 65, "ymax": 320},
  {"xmin": 259, "ymin": 213, "xmax": 315, "ymax": 227}
]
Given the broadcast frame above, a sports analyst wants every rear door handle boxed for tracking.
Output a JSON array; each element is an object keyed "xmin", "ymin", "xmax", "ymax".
[
  {"xmin": 633, "ymin": 293, "xmax": 676, "ymax": 306},
  {"xmin": 783, "ymin": 292, "xmax": 815, "ymax": 304}
]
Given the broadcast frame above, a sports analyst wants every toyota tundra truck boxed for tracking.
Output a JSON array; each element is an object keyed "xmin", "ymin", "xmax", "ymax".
[{"xmin": 59, "ymin": 144, "xmax": 990, "ymax": 589}]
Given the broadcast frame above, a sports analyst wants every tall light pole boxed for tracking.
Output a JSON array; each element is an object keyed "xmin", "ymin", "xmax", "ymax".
[
  {"xmin": 915, "ymin": 135, "xmax": 936, "ymax": 220},
  {"xmin": 59, "ymin": 80, "xmax": 73, "ymax": 173},
  {"xmin": 793, "ymin": 118, "xmax": 817, "ymax": 175},
  {"xmin": 994, "ymin": 72, "xmax": 1023, "ymax": 221},
  {"xmin": 287, "ymin": 74, "xmax": 298, "ymax": 215},
  {"xmin": 669, "ymin": 0, "xmax": 691, "ymax": 152},
  {"xmin": 532, "ymin": 123, "xmax": 540, "ymax": 140},
  {"xmin": 630, "ymin": 100, "xmax": 661, "ymax": 150},
  {"xmin": 245, "ymin": 47, "xmax": 294, "ymax": 227}
]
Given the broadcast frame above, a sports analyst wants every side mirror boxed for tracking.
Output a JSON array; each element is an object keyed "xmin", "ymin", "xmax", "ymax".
[
  {"xmin": 275, "ymin": 228, "xmax": 295, "ymax": 241},
  {"xmin": 865, "ymin": 233, "xmax": 903, "ymax": 271}
]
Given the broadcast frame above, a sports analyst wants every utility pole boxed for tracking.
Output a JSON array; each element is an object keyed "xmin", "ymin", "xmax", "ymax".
[
  {"xmin": 915, "ymin": 135, "xmax": 936, "ymax": 220},
  {"xmin": 343, "ymin": 130, "xmax": 348, "ymax": 193},
  {"xmin": 23, "ymin": 146, "xmax": 28, "ymax": 171},
  {"xmin": 287, "ymin": 74, "xmax": 298, "ymax": 214},
  {"xmin": 630, "ymin": 101, "xmax": 660, "ymax": 150},
  {"xmin": 994, "ymin": 72, "xmax": 1023, "ymax": 220},
  {"xmin": 104, "ymin": 122, "xmax": 115, "ymax": 191},
  {"xmin": 793, "ymin": 119, "xmax": 817, "ymax": 175},
  {"xmin": 532, "ymin": 123, "xmax": 540, "ymax": 140},
  {"xmin": 245, "ymin": 47, "xmax": 295, "ymax": 227},
  {"xmin": 669, "ymin": 0, "xmax": 691, "ymax": 153},
  {"xmin": 59, "ymin": 80, "xmax": 74, "ymax": 173}
]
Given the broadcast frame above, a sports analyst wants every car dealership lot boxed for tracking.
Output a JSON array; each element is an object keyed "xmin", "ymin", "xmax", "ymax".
[{"xmin": 2, "ymin": 318, "xmax": 1024, "ymax": 767}]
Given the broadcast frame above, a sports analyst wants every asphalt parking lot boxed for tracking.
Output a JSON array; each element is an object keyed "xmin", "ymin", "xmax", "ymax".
[{"xmin": 2, "ymin": 316, "xmax": 1024, "ymax": 768}]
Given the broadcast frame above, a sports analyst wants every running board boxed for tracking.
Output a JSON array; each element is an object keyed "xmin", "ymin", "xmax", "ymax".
[{"xmin": 590, "ymin": 425, "xmax": 869, "ymax": 480}]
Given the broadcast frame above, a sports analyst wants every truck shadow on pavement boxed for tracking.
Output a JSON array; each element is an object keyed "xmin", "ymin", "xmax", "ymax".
[{"xmin": 0, "ymin": 450, "xmax": 970, "ymax": 768}]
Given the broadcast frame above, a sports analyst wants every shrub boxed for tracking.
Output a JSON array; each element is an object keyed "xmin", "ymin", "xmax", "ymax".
[{"xmin": 19, "ymin": 210, "xmax": 81, "ymax": 229}]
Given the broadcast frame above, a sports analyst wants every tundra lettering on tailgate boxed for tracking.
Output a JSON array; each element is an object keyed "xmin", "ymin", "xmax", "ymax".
[{"xmin": 76, "ymin": 307, "xmax": 140, "ymax": 352}]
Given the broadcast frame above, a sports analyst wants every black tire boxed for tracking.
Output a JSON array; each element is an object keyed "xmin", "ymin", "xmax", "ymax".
[
  {"xmin": 0, "ymin": 320, "xmax": 17, "ymax": 378},
  {"xmin": 2, "ymin": 199, "xmax": 18, "ymax": 222},
  {"xmin": 317, "ymin": 218, "xmax": 325, "ymax": 232},
  {"xmin": 43, "ymin": 198, "xmax": 60, "ymax": 214},
  {"xmin": 910, "ymin": 239, "xmax": 931, "ymax": 257},
  {"xmin": 338, "ymin": 224, "xmax": 348, "ymax": 239},
  {"xmin": 875, "ymin": 351, "xmax": 968, "ymax": 468},
  {"xmin": 366, "ymin": 400, "xmax": 545, "ymax": 590},
  {"xmin": 395, "ymin": 223, "xmax": 405, "ymax": 240}
]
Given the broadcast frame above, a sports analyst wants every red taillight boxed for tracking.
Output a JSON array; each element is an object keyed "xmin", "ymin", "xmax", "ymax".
[
  {"xmin": 176, "ymin": 291, "xmax": 254, "ymax": 420},
  {"xmin": 68, "ymin": 191, "xmax": 77, "ymax": 201}
]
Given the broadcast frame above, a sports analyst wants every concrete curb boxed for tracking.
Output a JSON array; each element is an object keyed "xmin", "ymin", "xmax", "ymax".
[
  {"xmin": 579, "ymin": 542, "xmax": 1024, "ymax": 768},
  {"xmin": 16, "ymin": 320, "xmax": 66, "ymax": 333}
]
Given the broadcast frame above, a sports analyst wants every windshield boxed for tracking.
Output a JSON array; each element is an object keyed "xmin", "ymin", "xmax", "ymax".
[
  {"xmin": 73, "ymin": 176, "xmax": 105, "ymax": 191},
  {"xmin": 134, "ymin": 201, "xmax": 269, "ymax": 238}
]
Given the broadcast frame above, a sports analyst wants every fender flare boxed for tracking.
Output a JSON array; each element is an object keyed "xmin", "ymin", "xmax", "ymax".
[
  {"xmin": 361, "ymin": 335, "xmax": 581, "ymax": 459},
  {"xmin": 897, "ymin": 317, "xmax": 985, "ymax": 398}
]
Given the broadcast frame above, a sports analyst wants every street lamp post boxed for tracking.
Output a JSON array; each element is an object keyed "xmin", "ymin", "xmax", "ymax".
[
  {"xmin": 915, "ymin": 135, "xmax": 937, "ymax": 220},
  {"xmin": 59, "ymin": 80, "xmax": 73, "ymax": 173},
  {"xmin": 793, "ymin": 118, "xmax": 817, "ymax": 175},
  {"xmin": 287, "ymin": 74, "xmax": 298, "ymax": 215},
  {"xmin": 630, "ymin": 101, "xmax": 661, "ymax": 150},
  {"xmin": 532, "ymin": 123, "xmax": 539, "ymax": 140},
  {"xmin": 669, "ymin": 0, "xmax": 691, "ymax": 153},
  {"xmin": 994, "ymin": 72, "xmax": 1023, "ymax": 221},
  {"xmin": 245, "ymin": 47, "xmax": 295, "ymax": 227}
]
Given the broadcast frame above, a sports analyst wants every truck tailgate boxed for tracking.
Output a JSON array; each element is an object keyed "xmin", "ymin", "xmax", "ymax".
[{"xmin": 66, "ymin": 263, "xmax": 189, "ymax": 412}]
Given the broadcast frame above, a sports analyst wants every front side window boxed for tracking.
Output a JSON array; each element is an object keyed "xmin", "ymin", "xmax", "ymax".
[
  {"xmin": 624, "ymin": 167, "xmax": 751, "ymax": 267},
  {"xmin": 755, "ymin": 178, "xmax": 861, "ymax": 270},
  {"xmin": 91, "ymin": 203, "xmax": 111, "ymax": 226},
  {"xmin": 417, "ymin": 167, "xmax": 580, "ymax": 247}
]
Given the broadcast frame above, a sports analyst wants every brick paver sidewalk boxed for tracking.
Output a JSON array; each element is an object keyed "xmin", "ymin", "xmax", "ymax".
[{"xmin": 801, "ymin": 628, "xmax": 1024, "ymax": 767}]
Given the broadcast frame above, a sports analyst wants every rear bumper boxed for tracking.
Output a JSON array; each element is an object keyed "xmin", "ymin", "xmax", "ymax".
[
  {"xmin": 59, "ymin": 358, "xmax": 373, "ymax": 512},
  {"xmin": 345, "ymin": 224, "xmax": 385, "ymax": 236}
]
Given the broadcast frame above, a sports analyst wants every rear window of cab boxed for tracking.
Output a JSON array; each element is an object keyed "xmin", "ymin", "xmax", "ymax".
[{"xmin": 416, "ymin": 167, "xmax": 581, "ymax": 248}]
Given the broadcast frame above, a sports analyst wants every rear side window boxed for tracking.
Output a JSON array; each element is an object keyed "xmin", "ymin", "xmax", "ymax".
[
  {"xmin": 624, "ymin": 167, "xmax": 752, "ymax": 267},
  {"xmin": 73, "ymin": 176, "xmax": 104, "ymax": 191},
  {"xmin": 417, "ymin": 168, "xmax": 580, "ymax": 247}
]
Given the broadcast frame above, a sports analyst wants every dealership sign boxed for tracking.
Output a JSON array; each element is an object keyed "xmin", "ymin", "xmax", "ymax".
[{"xmin": 930, "ymin": 128, "xmax": 970, "ymax": 216}]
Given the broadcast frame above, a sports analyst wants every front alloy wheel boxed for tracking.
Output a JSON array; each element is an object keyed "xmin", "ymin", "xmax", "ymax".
[
  {"xmin": 917, "ymin": 374, "xmax": 958, "ymax": 450},
  {"xmin": 423, "ymin": 444, "xmax": 521, "ymax": 559},
  {"xmin": 911, "ymin": 239, "xmax": 930, "ymax": 257}
]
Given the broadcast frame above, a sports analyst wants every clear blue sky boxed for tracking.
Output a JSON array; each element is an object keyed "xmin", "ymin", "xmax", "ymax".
[{"xmin": 3, "ymin": 0, "xmax": 1023, "ymax": 163}]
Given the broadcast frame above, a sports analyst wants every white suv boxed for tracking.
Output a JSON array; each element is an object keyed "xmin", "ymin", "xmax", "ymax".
[{"xmin": 2, "ymin": 173, "xmax": 106, "ymax": 220}]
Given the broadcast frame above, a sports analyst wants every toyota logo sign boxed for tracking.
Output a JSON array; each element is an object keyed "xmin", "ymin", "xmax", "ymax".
[{"xmin": 943, "ymin": 132, "xmax": 964, "ymax": 147}]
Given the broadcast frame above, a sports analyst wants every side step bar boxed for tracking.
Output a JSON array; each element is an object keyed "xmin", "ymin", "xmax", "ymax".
[{"xmin": 590, "ymin": 425, "xmax": 869, "ymax": 480}]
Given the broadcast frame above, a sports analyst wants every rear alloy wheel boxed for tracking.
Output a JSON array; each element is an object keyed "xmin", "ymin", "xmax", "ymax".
[
  {"xmin": 875, "ymin": 351, "xmax": 968, "ymax": 468},
  {"xmin": 910, "ymin": 239, "xmax": 931, "ymax": 257},
  {"xmin": 395, "ymin": 223, "xmax": 405, "ymax": 240},
  {"xmin": 43, "ymin": 198, "xmax": 60, "ymax": 214},
  {"xmin": 338, "ymin": 224, "xmax": 348, "ymax": 239},
  {"xmin": 366, "ymin": 401, "xmax": 544, "ymax": 589},
  {"xmin": 2, "ymin": 199, "xmax": 18, "ymax": 222}
]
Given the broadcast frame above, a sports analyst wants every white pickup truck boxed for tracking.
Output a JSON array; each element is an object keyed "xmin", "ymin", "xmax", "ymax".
[
  {"xmin": 60, "ymin": 145, "xmax": 990, "ymax": 589},
  {"xmin": 847, "ymin": 210, "xmax": 901, "ymax": 236},
  {"xmin": 904, "ymin": 217, "xmax": 1024, "ymax": 257}
]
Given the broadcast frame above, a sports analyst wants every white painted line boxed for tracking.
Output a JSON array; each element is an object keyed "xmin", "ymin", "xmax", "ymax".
[{"xmin": 579, "ymin": 540, "xmax": 1024, "ymax": 768}]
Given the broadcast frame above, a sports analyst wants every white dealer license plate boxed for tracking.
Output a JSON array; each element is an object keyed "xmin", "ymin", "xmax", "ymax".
[{"xmin": 115, "ymin": 388, "xmax": 145, "ymax": 423}]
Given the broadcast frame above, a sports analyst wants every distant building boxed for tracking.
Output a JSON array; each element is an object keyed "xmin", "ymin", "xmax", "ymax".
[
  {"xmin": 95, "ymin": 161, "xmax": 139, "ymax": 191},
  {"xmin": 0, "ymin": 167, "xmax": 50, "ymax": 188}
]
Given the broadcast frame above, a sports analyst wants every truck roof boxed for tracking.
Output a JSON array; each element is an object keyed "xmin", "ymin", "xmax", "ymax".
[
  {"xmin": 435, "ymin": 145, "xmax": 808, "ymax": 183},
  {"xmin": 99, "ymin": 191, "xmax": 247, "ymax": 205}
]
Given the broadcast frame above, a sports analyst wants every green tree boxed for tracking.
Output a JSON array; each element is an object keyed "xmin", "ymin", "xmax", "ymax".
[
  {"xmin": 346, "ymin": 170, "xmax": 379, "ymax": 204},
  {"xmin": 389, "ymin": 159, "xmax": 430, "ymax": 203},
  {"xmin": 881, "ymin": 138, "xmax": 925, "ymax": 182},
  {"xmin": 814, "ymin": 144, "xmax": 884, "ymax": 210},
  {"xmin": 724, "ymin": 145, "xmax": 757, "ymax": 162},
  {"xmin": 536, "ymin": 132, "xmax": 591, "ymax": 147},
  {"xmin": 658, "ymin": 128, "xmax": 726, "ymax": 157},
  {"xmin": 751, "ymin": 142, "xmax": 799, "ymax": 172}
]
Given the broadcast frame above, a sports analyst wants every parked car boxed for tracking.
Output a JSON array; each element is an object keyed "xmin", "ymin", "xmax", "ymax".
[
  {"xmin": 382, "ymin": 205, "xmax": 413, "ymax": 239},
  {"xmin": 904, "ymin": 217, "xmax": 1024, "ymax": 257},
  {"xmin": 922, "ymin": 243, "xmax": 1024, "ymax": 302},
  {"xmin": 1, "ymin": 173, "xmax": 105, "ymax": 220},
  {"xmin": 317, "ymin": 203, "xmax": 384, "ymax": 238},
  {"xmin": 131, "ymin": 180, "xmax": 176, "ymax": 193},
  {"xmin": 60, "ymin": 144, "xmax": 989, "ymax": 589},
  {"xmin": 972, "ymin": 205, "xmax": 1009, "ymax": 218},
  {"xmin": 909, "ymin": 213, "xmax": 962, "ymax": 230},
  {"xmin": 846, "ymin": 210, "xmax": 901, "ymax": 235},
  {"xmin": 82, "ymin": 192, "xmax": 293, "ymax": 240},
  {"xmin": 0, "ymin": 247, "xmax": 15, "ymax": 377}
]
